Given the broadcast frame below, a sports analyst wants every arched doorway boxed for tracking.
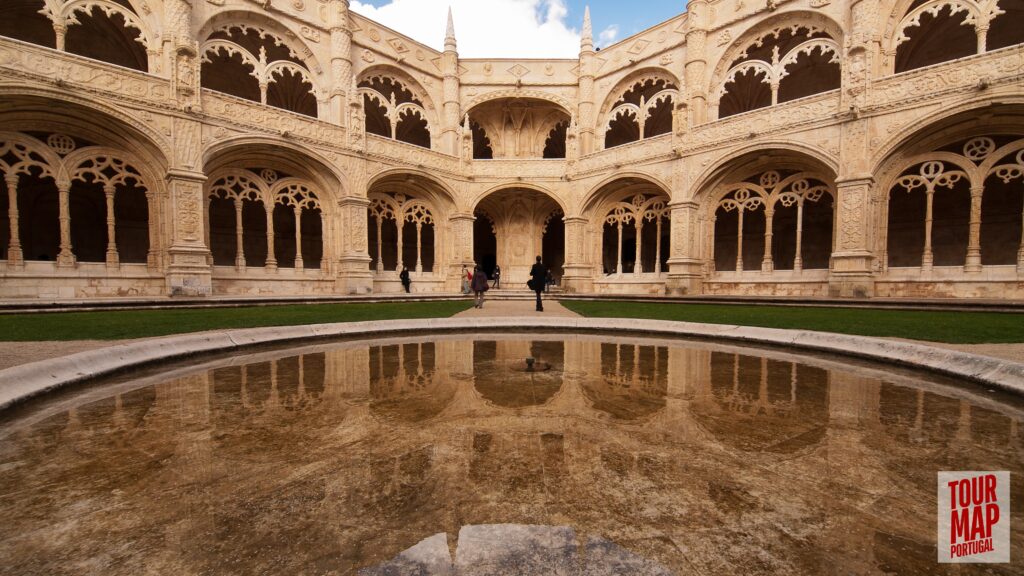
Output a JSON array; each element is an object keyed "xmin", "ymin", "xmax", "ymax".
[{"xmin": 473, "ymin": 188, "xmax": 564, "ymax": 288}]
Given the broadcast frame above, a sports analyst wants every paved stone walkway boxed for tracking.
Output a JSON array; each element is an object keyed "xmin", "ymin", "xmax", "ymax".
[{"xmin": 453, "ymin": 297, "xmax": 580, "ymax": 318}]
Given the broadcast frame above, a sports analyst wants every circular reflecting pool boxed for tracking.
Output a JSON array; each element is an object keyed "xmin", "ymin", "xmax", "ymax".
[{"xmin": 1, "ymin": 334, "xmax": 1022, "ymax": 575}]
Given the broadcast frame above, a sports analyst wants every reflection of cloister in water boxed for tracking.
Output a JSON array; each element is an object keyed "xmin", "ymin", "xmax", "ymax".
[{"xmin": 4, "ymin": 338, "xmax": 1023, "ymax": 576}]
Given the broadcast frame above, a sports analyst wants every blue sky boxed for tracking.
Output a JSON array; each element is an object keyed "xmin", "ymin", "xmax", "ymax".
[{"xmin": 350, "ymin": 0, "xmax": 688, "ymax": 58}]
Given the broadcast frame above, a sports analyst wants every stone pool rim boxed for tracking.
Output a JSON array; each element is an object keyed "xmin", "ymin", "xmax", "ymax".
[{"xmin": 2, "ymin": 317, "xmax": 1023, "ymax": 412}]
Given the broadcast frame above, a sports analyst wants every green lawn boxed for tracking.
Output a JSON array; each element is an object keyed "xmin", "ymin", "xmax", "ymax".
[
  {"xmin": 0, "ymin": 301, "xmax": 473, "ymax": 341},
  {"xmin": 561, "ymin": 300, "xmax": 1024, "ymax": 344}
]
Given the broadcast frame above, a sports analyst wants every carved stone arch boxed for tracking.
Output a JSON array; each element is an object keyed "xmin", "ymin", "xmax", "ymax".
[
  {"xmin": 709, "ymin": 10, "xmax": 845, "ymax": 101},
  {"xmin": 581, "ymin": 172, "xmax": 673, "ymax": 218},
  {"xmin": 271, "ymin": 177, "xmax": 324, "ymax": 211},
  {"xmin": 598, "ymin": 67, "xmax": 681, "ymax": 121},
  {"xmin": 198, "ymin": 9, "xmax": 325, "ymax": 76},
  {"xmin": 0, "ymin": 90, "xmax": 172, "ymax": 184},
  {"xmin": 366, "ymin": 168, "xmax": 457, "ymax": 210},
  {"xmin": 689, "ymin": 140, "xmax": 840, "ymax": 206},
  {"xmin": 870, "ymin": 98, "xmax": 1024, "ymax": 186},
  {"xmin": 882, "ymin": 0, "xmax": 983, "ymax": 51},
  {"xmin": 63, "ymin": 146, "xmax": 149, "ymax": 193},
  {"xmin": 202, "ymin": 135, "xmax": 344, "ymax": 206},
  {"xmin": 0, "ymin": 130, "xmax": 66, "ymax": 184},
  {"xmin": 357, "ymin": 64, "xmax": 436, "ymax": 112},
  {"xmin": 471, "ymin": 182, "xmax": 569, "ymax": 216},
  {"xmin": 465, "ymin": 89, "xmax": 574, "ymax": 117},
  {"xmin": 205, "ymin": 168, "xmax": 269, "ymax": 212},
  {"xmin": 58, "ymin": 0, "xmax": 156, "ymax": 50}
]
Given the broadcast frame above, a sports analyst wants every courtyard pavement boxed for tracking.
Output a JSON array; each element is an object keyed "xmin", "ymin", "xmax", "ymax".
[{"xmin": 453, "ymin": 296, "xmax": 579, "ymax": 318}]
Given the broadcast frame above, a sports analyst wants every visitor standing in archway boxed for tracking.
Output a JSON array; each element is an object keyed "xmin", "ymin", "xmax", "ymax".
[
  {"xmin": 471, "ymin": 265, "xmax": 489, "ymax": 308},
  {"xmin": 461, "ymin": 265, "xmax": 470, "ymax": 294},
  {"xmin": 530, "ymin": 256, "xmax": 546, "ymax": 312},
  {"xmin": 492, "ymin": 264, "xmax": 501, "ymax": 288},
  {"xmin": 400, "ymin": 266, "xmax": 411, "ymax": 293}
]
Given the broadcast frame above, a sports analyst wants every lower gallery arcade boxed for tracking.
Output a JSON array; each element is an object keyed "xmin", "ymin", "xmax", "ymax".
[{"xmin": 3, "ymin": 108, "xmax": 1024, "ymax": 300}]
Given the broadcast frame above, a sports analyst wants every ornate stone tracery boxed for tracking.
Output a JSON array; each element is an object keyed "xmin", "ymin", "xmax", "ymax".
[
  {"xmin": 1, "ymin": 131, "xmax": 153, "ymax": 268},
  {"xmin": 602, "ymin": 72, "xmax": 679, "ymax": 149},
  {"xmin": 201, "ymin": 24, "xmax": 320, "ymax": 117},
  {"xmin": 709, "ymin": 170, "xmax": 835, "ymax": 273},
  {"xmin": 367, "ymin": 191, "xmax": 437, "ymax": 274},
  {"xmin": 206, "ymin": 167, "xmax": 325, "ymax": 271},
  {"xmin": 715, "ymin": 23, "xmax": 842, "ymax": 119},
  {"xmin": 358, "ymin": 73, "xmax": 432, "ymax": 149}
]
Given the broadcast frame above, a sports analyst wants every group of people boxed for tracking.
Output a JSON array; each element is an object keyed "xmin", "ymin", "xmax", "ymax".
[
  {"xmin": 459, "ymin": 258, "xmax": 550, "ymax": 311},
  {"xmin": 402, "ymin": 260, "xmax": 551, "ymax": 311}
]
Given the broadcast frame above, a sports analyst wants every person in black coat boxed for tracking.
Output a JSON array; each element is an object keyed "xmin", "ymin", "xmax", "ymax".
[
  {"xmin": 399, "ymin": 266, "xmax": 411, "ymax": 293},
  {"xmin": 529, "ymin": 256, "xmax": 546, "ymax": 312}
]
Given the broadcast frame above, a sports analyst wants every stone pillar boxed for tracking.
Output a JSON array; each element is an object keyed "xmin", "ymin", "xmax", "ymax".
[
  {"xmin": 265, "ymin": 205, "xmax": 277, "ymax": 271},
  {"xmin": 665, "ymin": 201, "xmax": 703, "ymax": 295},
  {"xmin": 830, "ymin": 175, "xmax": 875, "ymax": 297},
  {"xmin": 561, "ymin": 216, "xmax": 593, "ymax": 293},
  {"xmin": 56, "ymin": 182, "xmax": 75, "ymax": 267},
  {"xmin": 830, "ymin": 1, "xmax": 878, "ymax": 297},
  {"xmin": 166, "ymin": 0, "xmax": 199, "ymax": 108},
  {"xmin": 5, "ymin": 174, "xmax": 23, "ymax": 267},
  {"xmin": 683, "ymin": 0, "xmax": 709, "ymax": 126},
  {"xmin": 448, "ymin": 212, "xmax": 475, "ymax": 291},
  {"xmin": 577, "ymin": 7, "xmax": 597, "ymax": 155},
  {"xmin": 328, "ymin": 0, "xmax": 353, "ymax": 126},
  {"xmin": 440, "ymin": 9, "xmax": 461, "ymax": 155},
  {"xmin": 293, "ymin": 206, "xmax": 304, "ymax": 271},
  {"xmin": 165, "ymin": 169, "xmax": 213, "ymax": 295},
  {"xmin": 104, "ymin": 184, "xmax": 119, "ymax": 268},
  {"xmin": 965, "ymin": 184, "xmax": 984, "ymax": 272},
  {"xmin": 335, "ymin": 196, "xmax": 373, "ymax": 294}
]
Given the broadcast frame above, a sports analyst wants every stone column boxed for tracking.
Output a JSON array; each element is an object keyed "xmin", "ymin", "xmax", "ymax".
[
  {"xmin": 762, "ymin": 206, "xmax": 774, "ymax": 273},
  {"xmin": 828, "ymin": 1, "xmax": 879, "ymax": 296},
  {"xmin": 965, "ymin": 184, "xmax": 984, "ymax": 272},
  {"xmin": 794, "ymin": 201, "xmax": 805, "ymax": 272},
  {"xmin": 335, "ymin": 196, "xmax": 372, "ymax": 294},
  {"xmin": 328, "ymin": 0, "xmax": 353, "ymax": 126},
  {"xmin": 56, "ymin": 182, "xmax": 75, "ymax": 267},
  {"xmin": 165, "ymin": 169, "xmax": 213, "ymax": 296},
  {"xmin": 293, "ymin": 206, "xmax": 304, "ymax": 271},
  {"xmin": 735, "ymin": 208, "xmax": 744, "ymax": 272},
  {"xmin": 830, "ymin": 175, "xmax": 875, "ymax": 297},
  {"xmin": 922, "ymin": 189, "xmax": 934, "ymax": 272},
  {"xmin": 633, "ymin": 221, "xmax": 643, "ymax": 275},
  {"xmin": 615, "ymin": 220, "xmax": 623, "ymax": 275},
  {"xmin": 233, "ymin": 198, "xmax": 245, "ymax": 271},
  {"xmin": 5, "ymin": 174, "xmax": 23, "ymax": 267},
  {"xmin": 560, "ymin": 216, "xmax": 593, "ymax": 293},
  {"xmin": 683, "ymin": 0, "xmax": 709, "ymax": 126},
  {"xmin": 104, "ymin": 184, "xmax": 119, "ymax": 268},
  {"xmin": 665, "ymin": 201, "xmax": 704, "ymax": 295},
  {"xmin": 448, "ymin": 212, "xmax": 475, "ymax": 291},
  {"xmin": 265, "ymin": 204, "xmax": 277, "ymax": 271}
]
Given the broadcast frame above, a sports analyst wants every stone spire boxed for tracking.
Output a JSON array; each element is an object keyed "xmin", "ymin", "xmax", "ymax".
[
  {"xmin": 445, "ymin": 6, "xmax": 457, "ymax": 52},
  {"xmin": 581, "ymin": 6, "xmax": 593, "ymax": 53},
  {"xmin": 577, "ymin": 6, "xmax": 596, "ymax": 154},
  {"xmin": 441, "ymin": 6, "xmax": 460, "ymax": 155}
]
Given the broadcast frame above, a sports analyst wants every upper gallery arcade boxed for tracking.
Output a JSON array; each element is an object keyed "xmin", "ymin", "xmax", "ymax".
[{"xmin": 0, "ymin": 0, "xmax": 1023, "ymax": 299}]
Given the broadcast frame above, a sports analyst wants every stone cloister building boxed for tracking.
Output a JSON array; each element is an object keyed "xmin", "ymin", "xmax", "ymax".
[{"xmin": 0, "ymin": 0, "xmax": 1022, "ymax": 299}]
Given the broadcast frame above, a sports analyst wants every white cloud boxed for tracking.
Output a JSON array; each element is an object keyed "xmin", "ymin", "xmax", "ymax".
[
  {"xmin": 597, "ymin": 25, "xmax": 619, "ymax": 47},
  {"xmin": 350, "ymin": 0, "xmax": 582, "ymax": 58}
]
